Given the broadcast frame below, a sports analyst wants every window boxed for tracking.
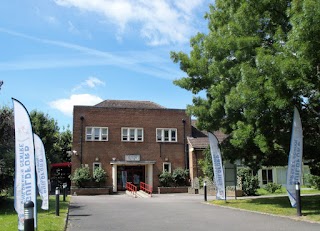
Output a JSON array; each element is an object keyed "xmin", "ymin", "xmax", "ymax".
[
  {"xmin": 163, "ymin": 162, "xmax": 171, "ymax": 173},
  {"xmin": 121, "ymin": 128, "xmax": 144, "ymax": 142},
  {"xmin": 85, "ymin": 127, "xmax": 108, "ymax": 141},
  {"xmin": 262, "ymin": 169, "xmax": 273, "ymax": 184},
  {"xmin": 156, "ymin": 128, "xmax": 177, "ymax": 142},
  {"xmin": 93, "ymin": 162, "xmax": 101, "ymax": 174}
]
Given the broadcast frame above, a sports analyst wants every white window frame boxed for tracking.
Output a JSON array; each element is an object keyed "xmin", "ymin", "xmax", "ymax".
[
  {"xmin": 86, "ymin": 127, "xmax": 108, "ymax": 141},
  {"xmin": 93, "ymin": 162, "xmax": 101, "ymax": 174},
  {"xmin": 262, "ymin": 169, "xmax": 273, "ymax": 185},
  {"xmin": 156, "ymin": 128, "xmax": 177, "ymax": 142},
  {"xmin": 163, "ymin": 162, "xmax": 172, "ymax": 173},
  {"xmin": 121, "ymin": 127, "xmax": 144, "ymax": 142}
]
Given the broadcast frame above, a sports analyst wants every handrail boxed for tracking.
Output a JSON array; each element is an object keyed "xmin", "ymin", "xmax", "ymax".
[
  {"xmin": 126, "ymin": 182, "xmax": 137, "ymax": 197},
  {"xmin": 140, "ymin": 182, "xmax": 153, "ymax": 197}
]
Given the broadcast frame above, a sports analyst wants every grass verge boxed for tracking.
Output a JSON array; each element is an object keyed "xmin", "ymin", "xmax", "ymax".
[
  {"xmin": 211, "ymin": 195, "xmax": 320, "ymax": 223},
  {"xmin": 0, "ymin": 195, "xmax": 70, "ymax": 231},
  {"xmin": 257, "ymin": 187, "xmax": 320, "ymax": 196}
]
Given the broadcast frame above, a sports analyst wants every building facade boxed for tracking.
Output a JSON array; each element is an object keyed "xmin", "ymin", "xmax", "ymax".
[{"xmin": 72, "ymin": 100, "xmax": 191, "ymax": 192}]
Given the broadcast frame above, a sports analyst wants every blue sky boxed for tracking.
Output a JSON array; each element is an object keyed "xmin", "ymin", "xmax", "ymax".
[{"xmin": 0, "ymin": 0, "xmax": 212, "ymax": 130}]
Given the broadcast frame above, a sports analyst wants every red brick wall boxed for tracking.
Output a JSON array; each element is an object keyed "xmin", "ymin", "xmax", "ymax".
[{"xmin": 72, "ymin": 106, "xmax": 191, "ymax": 189}]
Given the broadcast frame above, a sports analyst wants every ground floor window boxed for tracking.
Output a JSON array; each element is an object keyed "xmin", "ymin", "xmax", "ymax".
[
  {"xmin": 93, "ymin": 162, "xmax": 101, "ymax": 174},
  {"xmin": 163, "ymin": 162, "xmax": 171, "ymax": 173},
  {"xmin": 262, "ymin": 169, "xmax": 273, "ymax": 184}
]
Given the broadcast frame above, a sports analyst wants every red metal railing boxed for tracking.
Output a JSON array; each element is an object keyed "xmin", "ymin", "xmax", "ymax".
[
  {"xmin": 126, "ymin": 182, "xmax": 137, "ymax": 197},
  {"xmin": 140, "ymin": 182, "xmax": 153, "ymax": 197}
]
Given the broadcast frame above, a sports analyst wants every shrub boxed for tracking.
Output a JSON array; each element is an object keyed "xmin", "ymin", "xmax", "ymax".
[
  {"xmin": 172, "ymin": 168, "xmax": 189, "ymax": 186},
  {"xmin": 264, "ymin": 182, "xmax": 282, "ymax": 193},
  {"xmin": 71, "ymin": 166, "xmax": 91, "ymax": 188},
  {"xmin": 306, "ymin": 174, "xmax": 320, "ymax": 190},
  {"xmin": 159, "ymin": 171, "xmax": 173, "ymax": 187},
  {"xmin": 93, "ymin": 167, "xmax": 107, "ymax": 184},
  {"xmin": 238, "ymin": 168, "xmax": 259, "ymax": 196}
]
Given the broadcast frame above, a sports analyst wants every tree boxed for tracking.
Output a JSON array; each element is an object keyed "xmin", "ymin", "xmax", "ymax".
[
  {"xmin": 171, "ymin": 0, "xmax": 320, "ymax": 173},
  {"xmin": 56, "ymin": 126, "xmax": 72, "ymax": 163},
  {"xmin": 0, "ymin": 106, "xmax": 14, "ymax": 193},
  {"xmin": 198, "ymin": 147, "xmax": 213, "ymax": 180},
  {"xmin": 30, "ymin": 110, "xmax": 60, "ymax": 164},
  {"xmin": 30, "ymin": 111, "xmax": 72, "ymax": 164}
]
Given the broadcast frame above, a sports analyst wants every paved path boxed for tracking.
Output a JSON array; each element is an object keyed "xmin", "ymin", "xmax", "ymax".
[{"xmin": 66, "ymin": 193, "xmax": 320, "ymax": 231}]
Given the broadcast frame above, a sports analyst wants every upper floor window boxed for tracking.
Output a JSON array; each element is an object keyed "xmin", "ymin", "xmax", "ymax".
[
  {"xmin": 122, "ymin": 128, "xmax": 143, "ymax": 142},
  {"xmin": 86, "ymin": 127, "xmax": 108, "ymax": 141},
  {"xmin": 156, "ymin": 128, "xmax": 177, "ymax": 142}
]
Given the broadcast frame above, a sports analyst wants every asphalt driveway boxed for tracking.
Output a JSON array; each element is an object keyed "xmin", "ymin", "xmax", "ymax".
[{"xmin": 66, "ymin": 193, "xmax": 320, "ymax": 231}]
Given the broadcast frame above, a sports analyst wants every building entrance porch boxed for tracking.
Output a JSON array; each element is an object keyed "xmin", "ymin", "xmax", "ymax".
[
  {"xmin": 111, "ymin": 161, "xmax": 155, "ymax": 193},
  {"xmin": 117, "ymin": 166, "xmax": 145, "ymax": 191}
]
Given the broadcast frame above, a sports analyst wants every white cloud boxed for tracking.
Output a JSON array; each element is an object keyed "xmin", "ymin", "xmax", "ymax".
[
  {"xmin": 54, "ymin": 0, "xmax": 208, "ymax": 46},
  {"xmin": 72, "ymin": 77, "xmax": 105, "ymax": 91},
  {"xmin": 49, "ymin": 94, "xmax": 103, "ymax": 116},
  {"xmin": 85, "ymin": 77, "xmax": 105, "ymax": 88}
]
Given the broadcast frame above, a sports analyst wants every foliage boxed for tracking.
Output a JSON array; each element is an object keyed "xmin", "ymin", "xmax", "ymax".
[
  {"xmin": 172, "ymin": 168, "xmax": 189, "ymax": 186},
  {"xmin": 93, "ymin": 167, "xmax": 107, "ymax": 183},
  {"xmin": 198, "ymin": 147, "xmax": 213, "ymax": 180},
  {"xmin": 238, "ymin": 168, "xmax": 259, "ymax": 196},
  {"xmin": 264, "ymin": 182, "xmax": 282, "ymax": 193},
  {"xmin": 30, "ymin": 111, "xmax": 72, "ymax": 164},
  {"xmin": 0, "ymin": 106, "xmax": 14, "ymax": 194},
  {"xmin": 305, "ymin": 174, "xmax": 320, "ymax": 190},
  {"xmin": 71, "ymin": 166, "xmax": 91, "ymax": 188},
  {"xmin": 158, "ymin": 171, "xmax": 173, "ymax": 187},
  {"xmin": 171, "ymin": 0, "xmax": 320, "ymax": 172}
]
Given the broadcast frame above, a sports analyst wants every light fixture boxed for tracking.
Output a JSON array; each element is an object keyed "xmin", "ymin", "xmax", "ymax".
[
  {"xmin": 95, "ymin": 157, "xmax": 99, "ymax": 162},
  {"xmin": 72, "ymin": 150, "xmax": 78, "ymax": 156},
  {"xmin": 165, "ymin": 157, "xmax": 169, "ymax": 161},
  {"xmin": 112, "ymin": 157, "xmax": 116, "ymax": 161}
]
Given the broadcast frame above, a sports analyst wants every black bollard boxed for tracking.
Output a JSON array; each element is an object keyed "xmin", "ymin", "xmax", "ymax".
[
  {"xmin": 55, "ymin": 187, "xmax": 60, "ymax": 216},
  {"xmin": 295, "ymin": 182, "xmax": 302, "ymax": 216},
  {"xmin": 24, "ymin": 201, "xmax": 34, "ymax": 231},
  {"xmin": 204, "ymin": 181, "xmax": 207, "ymax": 202}
]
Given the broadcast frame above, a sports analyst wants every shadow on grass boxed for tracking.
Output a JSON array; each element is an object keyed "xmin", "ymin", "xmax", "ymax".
[{"xmin": 0, "ymin": 197, "xmax": 15, "ymax": 215}]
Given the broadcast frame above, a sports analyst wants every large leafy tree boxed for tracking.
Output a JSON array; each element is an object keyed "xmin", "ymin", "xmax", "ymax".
[
  {"xmin": 30, "ymin": 111, "xmax": 72, "ymax": 164},
  {"xmin": 171, "ymin": 0, "xmax": 320, "ymax": 174},
  {"xmin": 0, "ymin": 106, "xmax": 14, "ymax": 193}
]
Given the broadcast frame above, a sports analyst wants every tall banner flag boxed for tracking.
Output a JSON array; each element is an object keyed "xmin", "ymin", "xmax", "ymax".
[
  {"xmin": 12, "ymin": 98, "xmax": 37, "ymax": 230},
  {"xmin": 34, "ymin": 133, "xmax": 49, "ymax": 210},
  {"xmin": 286, "ymin": 106, "xmax": 303, "ymax": 207},
  {"xmin": 208, "ymin": 132, "xmax": 226, "ymax": 200}
]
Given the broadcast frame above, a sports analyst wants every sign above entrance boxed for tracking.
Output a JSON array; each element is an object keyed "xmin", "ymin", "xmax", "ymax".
[{"xmin": 125, "ymin": 154, "xmax": 140, "ymax": 162}]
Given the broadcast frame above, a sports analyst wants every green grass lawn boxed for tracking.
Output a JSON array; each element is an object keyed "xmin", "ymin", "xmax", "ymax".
[
  {"xmin": 257, "ymin": 187, "xmax": 320, "ymax": 196},
  {"xmin": 211, "ymin": 195, "xmax": 320, "ymax": 223},
  {"xmin": 0, "ymin": 195, "xmax": 69, "ymax": 231}
]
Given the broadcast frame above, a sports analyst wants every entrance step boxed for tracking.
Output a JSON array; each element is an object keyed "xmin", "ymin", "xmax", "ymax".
[
  {"xmin": 125, "ymin": 190, "xmax": 137, "ymax": 198},
  {"xmin": 125, "ymin": 190, "xmax": 151, "ymax": 198},
  {"xmin": 137, "ymin": 190, "xmax": 152, "ymax": 198}
]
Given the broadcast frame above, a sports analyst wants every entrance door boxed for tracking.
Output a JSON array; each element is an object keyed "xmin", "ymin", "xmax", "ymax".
[{"xmin": 117, "ymin": 166, "xmax": 145, "ymax": 191}]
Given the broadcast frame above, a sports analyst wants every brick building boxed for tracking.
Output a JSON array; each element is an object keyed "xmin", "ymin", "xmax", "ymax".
[{"xmin": 72, "ymin": 100, "xmax": 191, "ymax": 192}]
